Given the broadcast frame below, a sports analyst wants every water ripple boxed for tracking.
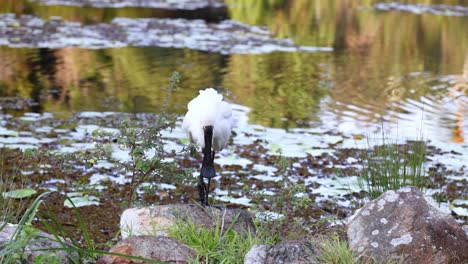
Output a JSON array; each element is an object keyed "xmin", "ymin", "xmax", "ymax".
[{"xmin": 375, "ymin": 2, "xmax": 468, "ymax": 17}]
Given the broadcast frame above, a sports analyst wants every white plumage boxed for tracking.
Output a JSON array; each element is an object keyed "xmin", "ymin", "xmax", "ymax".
[
  {"xmin": 182, "ymin": 88, "xmax": 233, "ymax": 151},
  {"xmin": 182, "ymin": 88, "xmax": 233, "ymax": 206}
]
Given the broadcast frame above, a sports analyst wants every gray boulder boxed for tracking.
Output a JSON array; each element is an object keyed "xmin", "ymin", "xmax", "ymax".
[
  {"xmin": 347, "ymin": 186, "xmax": 468, "ymax": 263},
  {"xmin": 96, "ymin": 235, "xmax": 195, "ymax": 264},
  {"xmin": 244, "ymin": 245, "xmax": 269, "ymax": 264},
  {"xmin": 244, "ymin": 240, "xmax": 319, "ymax": 264},
  {"xmin": 120, "ymin": 204, "xmax": 255, "ymax": 238}
]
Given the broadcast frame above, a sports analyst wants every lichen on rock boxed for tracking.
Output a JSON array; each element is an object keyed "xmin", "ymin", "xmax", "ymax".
[{"xmin": 347, "ymin": 186, "xmax": 468, "ymax": 263}]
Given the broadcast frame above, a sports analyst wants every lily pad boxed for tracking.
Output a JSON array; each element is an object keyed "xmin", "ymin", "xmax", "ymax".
[
  {"xmin": 2, "ymin": 188, "xmax": 37, "ymax": 199},
  {"xmin": 179, "ymin": 138, "xmax": 190, "ymax": 144},
  {"xmin": 269, "ymin": 143, "xmax": 281, "ymax": 153},
  {"xmin": 64, "ymin": 192, "xmax": 100, "ymax": 208}
]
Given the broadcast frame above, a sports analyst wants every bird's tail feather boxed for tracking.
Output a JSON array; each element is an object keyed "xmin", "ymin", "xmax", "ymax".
[{"xmin": 201, "ymin": 126, "xmax": 216, "ymax": 179}]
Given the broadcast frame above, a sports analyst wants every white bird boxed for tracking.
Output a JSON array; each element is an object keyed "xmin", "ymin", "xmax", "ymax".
[{"xmin": 182, "ymin": 88, "xmax": 233, "ymax": 206}]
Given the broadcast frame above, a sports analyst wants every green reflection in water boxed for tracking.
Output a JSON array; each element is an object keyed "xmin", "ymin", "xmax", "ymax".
[
  {"xmin": 225, "ymin": 0, "xmax": 468, "ymax": 130},
  {"xmin": 0, "ymin": 0, "xmax": 467, "ymax": 136},
  {"xmin": 0, "ymin": 0, "xmax": 227, "ymax": 23},
  {"xmin": 223, "ymin": 52, "xmax": 330, "ymax": 128},
  {"xmin": 0, "ymin": 44, "xmax": 329, "ymax": 128},
  {"xmin": 0, "ymin": 46, "xmax": 225, "ymax": 114}
]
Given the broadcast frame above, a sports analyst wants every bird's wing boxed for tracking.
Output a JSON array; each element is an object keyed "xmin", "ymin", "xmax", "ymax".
[
  {"xmin": 213, "ymin": 101, "xmax": 233, "ymax": 151},
  {"xmin": 220, "ymin": 101, "xmax": 233, "ymax": 119},
  {"xmin": 183, "ymin": 110, "xmax": 203, "ymax": 147}
]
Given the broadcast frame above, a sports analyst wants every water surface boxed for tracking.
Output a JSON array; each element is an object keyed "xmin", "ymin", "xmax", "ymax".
[{"xmin": 0, "ymin": 0, "xmax": 466, "ymax": 145}]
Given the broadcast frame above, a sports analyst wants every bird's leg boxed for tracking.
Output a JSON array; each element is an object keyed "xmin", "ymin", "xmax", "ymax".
[
  {"xmin": 200, "ymin": 126, "xmax": 214, "ymax": 206},
  {"xmin": 206, "ymin": 178, "xmax": 211, "ymax": 206},
  {"xmin": 204, "ymin": 151, "xmax": 216, "ymax": 206},
  {"xmin": 210, "ymin": 151, "xmax": 217, "ymax": 204},
  {"xmin": 208, "ymin": 150, "xmax": 225, "ymax": 208},
  {"xmin": 199, "ymin": 146, "xmax": 213, "ymax": 206},
  {"xmin": 198, "ymin": 173, "xmax": 207, "ymax": 206},
  {"xmin": 200, "ymin": 151, "xmax": 216, "ymax": 206}
]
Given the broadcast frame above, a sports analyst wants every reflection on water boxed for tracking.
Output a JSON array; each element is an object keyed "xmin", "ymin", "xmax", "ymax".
[
  {"xmin": 0, "ymin": 47, "xmax": 226, "ymax": 112},
  {"xmin": 0, "ymin": 0, "xmax": 467, "ymax": 144},
  {"xmin": 0, "ymin": 0, "xmax": 228, "ymax": 23},
  {"xmin": 374, "ymin": 2, "xmax": 468, "ymax": 16}
]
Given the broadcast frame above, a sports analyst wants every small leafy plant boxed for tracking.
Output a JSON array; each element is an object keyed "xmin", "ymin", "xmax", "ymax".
[{"xmin": 84, "ymin": 71, "xmax": 188, "ymax": 206}]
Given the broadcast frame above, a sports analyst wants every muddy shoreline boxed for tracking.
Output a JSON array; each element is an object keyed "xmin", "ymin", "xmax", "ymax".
[{"xmin": 0, "ymin": 109, "xmax": 466, "ymax": 246}]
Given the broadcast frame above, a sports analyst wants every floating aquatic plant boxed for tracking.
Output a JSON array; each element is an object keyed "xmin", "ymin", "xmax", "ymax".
[{"xmin": 2, "ymin": 188, "xmax": 37, "ymax": 199}]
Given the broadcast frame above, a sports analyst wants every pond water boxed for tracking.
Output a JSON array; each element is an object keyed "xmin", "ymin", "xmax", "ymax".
[
  {"xmin": 0, "ymin": 0, "xmax": 467, "ymax": 244},
  {"xmin": 0, "ymin": 0, "xmax": 466, "ymax": 142}
]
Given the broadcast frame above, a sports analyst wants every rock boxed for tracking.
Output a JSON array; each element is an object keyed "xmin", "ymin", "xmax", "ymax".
[
  {"xmin": 347, "ymin": 186, "xmax": 468, "ymax": 263},
  {"xmin": 244, "ymin": 240, "xmax": 319, "ymax": 264},
  {"xmin": 244, "ymin": 245, "xmax": 269, "ymax": 264},
  {"xmin": 263, "ymin": 240, "xmax": 319, "ymax": 264},
  {"xmin": 120, "ymin": 204, "xmax": 255, "ymax": 239},
  {"xmin": 0, "ymin": 222, "xmax": 74, "ymax": 263},
  {"xmin": 96, "ymin": 235, "xmax": 195, "ymax": 264}
]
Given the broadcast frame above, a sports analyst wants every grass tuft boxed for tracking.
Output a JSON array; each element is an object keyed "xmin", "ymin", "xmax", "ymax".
[
  {"xmin": 168, "ymin": 216, "xmax": 269, "ymax": 264},
  {"xmin": 359, "ymin": 132, "xmax": 426, "ymax": 199},
  {"xmin": 317, "ymin": 234, "xmax": 358, "ymax": 264}
]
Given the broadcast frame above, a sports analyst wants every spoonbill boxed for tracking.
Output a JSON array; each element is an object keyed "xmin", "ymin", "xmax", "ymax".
[{"xmin": 182, "ymin": 88, "xmax": 233, "ymax": 206}]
